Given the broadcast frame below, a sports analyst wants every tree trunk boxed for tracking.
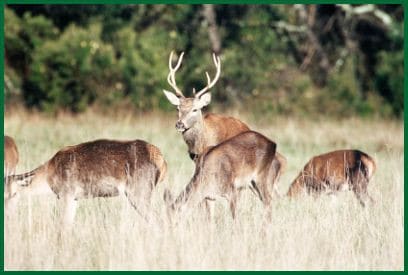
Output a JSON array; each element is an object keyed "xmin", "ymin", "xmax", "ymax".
[{"xmin": 202, "ymin": 4, "xmax": 221, "ymax": 54}]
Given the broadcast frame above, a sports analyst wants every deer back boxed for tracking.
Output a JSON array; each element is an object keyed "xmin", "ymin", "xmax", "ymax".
[
  {"xmin": 43, "ymin": 139, "xmax": 166, "ymax": 197},
  {"xmin": 202, "ymin": 113, "xmax": 250, "ymax": 145}
]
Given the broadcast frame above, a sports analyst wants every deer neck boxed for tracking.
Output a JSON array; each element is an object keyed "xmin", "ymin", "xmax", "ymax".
[{"xmin": 182, "ymin": 117, "xmax": 208, "ymax": 156}]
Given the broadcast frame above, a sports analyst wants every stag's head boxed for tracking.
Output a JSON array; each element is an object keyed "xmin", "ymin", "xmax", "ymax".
[{"xmin": 163, "ymin": 51, "xmax": 221, "ymax": 133}]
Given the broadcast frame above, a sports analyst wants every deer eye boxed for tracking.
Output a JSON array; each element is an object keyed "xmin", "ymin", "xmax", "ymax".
[{"xmin": 192, "ymin": 109, "xmax": 198, "ymax": 112}]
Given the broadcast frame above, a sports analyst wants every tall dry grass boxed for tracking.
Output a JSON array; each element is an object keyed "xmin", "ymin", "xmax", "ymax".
[{"xmin": 4, "ymin": 108, "xmax": 403, "ymax": 270}]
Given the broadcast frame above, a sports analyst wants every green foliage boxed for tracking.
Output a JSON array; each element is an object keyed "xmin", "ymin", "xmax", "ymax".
[
  {"xmin": 27, "ymin": 23, "xmax": 121, "ymax": 112},
  {"xmin": 4, "ymin": 5, "xmax": 404, "ymax": 118},
  {"xmin": 318, "ymin": 57, "xmax": 398, "ymax": 118},
  {"xmin": 323, "ymin": 58, "xmax": 370, "ymax": 117},
  {"xmin": 120, "ymin": 26, "xmax": 170, "ymax": 110},
  {"xmin": 374, "ymin": 50, "xmax": 404, "ymax": 118},
  {"xmin": 5, "ymin": 8, "xmax": 58, "ymax": 76}
]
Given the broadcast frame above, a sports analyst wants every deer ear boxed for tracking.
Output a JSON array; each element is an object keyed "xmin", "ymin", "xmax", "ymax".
[
  {"xmin": 196, "ymin": 92, "xmax": 211, "ymax": 108},
  {"xmin": 163, "ymin": 90, "xmax": 180, "ymax": 106}
]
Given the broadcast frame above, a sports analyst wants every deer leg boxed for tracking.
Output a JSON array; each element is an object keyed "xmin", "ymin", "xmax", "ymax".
[
  {"xmin": 203, "ymin": 198, "xmax": 215, "ymax": 221},
  {"xmin": 367, "ymin": 193, "xmax": 375, "ymax": 204},
  {"xmin": 60, "ymin": 195, "xmax": 78, "ymax": 228},
  {"xmin": 260, "ymin": 185, "xmax": 273, "ymax": 222},
  {"xmin": 351, "ymin": 179, "xmax": 368, "ymax": 207},
  {"xmin": 350, "ymin": 168, "xmax": 375, "ymax": 207},
  {"xmin": 354, "ymin": 191, "xmax": 366, "ymax": 207},
  {"xmin": 359, "ymin": 174, "xmax": 375, "ymax": 205},
  {"xmin": 256, "ymin": 171, "xmax": 274, "ymax": 222},
  {"xmin": 267, "ymin": 159, "xmax": 281, "ymax": 200},
  {"xmin": 250, "ymin": 180, "xmax": 263, "ymax": 202},
  {"xmin": 273, "ymin": 185, "xmax": 282, "ymax": 198},
  {"xmin": 56, "ymin": 194, "xmax": 78, "ymax": 246},
  {"xmin": 251, "ymin": 179, "xmax": 272, "ymax": 214},
  {"xmin": 125, "ymin": 170, "xmax": 156, "ymax": 223},
  {"xmin": 174, "ymin": 187, "xmax": 206, "ymax": 222},
  {"xmin": 125, "ymin": 190, "xmax": 152, "ymax": 223},
  {"xmin": 229, "ymin": 191, "xmax": 238, "ymax": 220},
  {"xmin": 4, "ymin": 193, "xmax": 20, "ymax": 218},
  {"xmin": 271, "ymin": 156, "xmax": 282, "ymax": 184},
  {"xmin": 189, "ymin": 152, "xmax": 198, "ymax": 161}
]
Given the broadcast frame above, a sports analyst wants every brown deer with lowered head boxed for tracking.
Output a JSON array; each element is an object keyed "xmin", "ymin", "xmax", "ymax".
[
  {"xmin": 163, "ymin": 51, "xmax": 286, "ymax": 191},
  {"xmin": 4, "ymin": 135, "xmax": 19, "ymax": 177},
  {"xmin": 164, "ymin": 131, "xmax": 279, "ymax": 220},
  {"xmin": 287, "ymin": 149, "xmax": 376, "ymax": 207},
  {"xmin": 4, "ymin": 139, "xmax": 167, "ymax": 225}
]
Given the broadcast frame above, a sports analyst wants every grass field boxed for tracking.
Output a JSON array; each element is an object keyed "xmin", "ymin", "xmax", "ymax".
[{"xmin": 4, "ymin": 108, "xmax": 404, "ymax": 270}]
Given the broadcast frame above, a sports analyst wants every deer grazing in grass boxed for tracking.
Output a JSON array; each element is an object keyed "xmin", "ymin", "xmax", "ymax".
[
  {"xmin": 164, "ymin": 131, "xmax": 279, "ymax": 220},
  {"xmin": 287, "ymin": 149, "xmax": 376, "ymax": 207},
  {"xmin": 4, "ymin": 135, "xmax": 19, "ymax": 177},
  {"xmin": 4, "ymin": 139, "xmax": 167, "ymax": 225},
  {"xmin": 162, "ymin": 51, "xmax": 287, "ymax": 193}
]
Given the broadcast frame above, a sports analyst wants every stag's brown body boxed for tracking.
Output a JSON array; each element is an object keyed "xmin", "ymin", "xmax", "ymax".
[
  {"xmin": 165, "ymin": 131, "xmax": 278, "ymax": 219},
  {"xmin": 287, "ymin": 149, "xmax": 376, "ymax": 206},
  {"xmin": 4, "ymin": 135, "xmax": 19, "ymax": 176},
  {"xmin": 5, "ymin": 139, "xmax": 167, "ymax": 224},
  {"xmin": 182, "ymin": 112, "xmax": 250, "ymax": 159}
]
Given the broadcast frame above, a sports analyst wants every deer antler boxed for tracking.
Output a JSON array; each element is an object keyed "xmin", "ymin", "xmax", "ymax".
[
  {"xmin": 167, "ymin": 51, "xmax": 185, "ymax": 98},
  {"xmin": 195, "ymin": 53, "xmax": 221, "ymax": 98}
]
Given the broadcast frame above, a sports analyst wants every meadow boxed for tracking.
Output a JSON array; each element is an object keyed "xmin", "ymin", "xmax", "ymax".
[{"xmin": 4, "ymin": 108, "xmax": 404, "ymax": 270}]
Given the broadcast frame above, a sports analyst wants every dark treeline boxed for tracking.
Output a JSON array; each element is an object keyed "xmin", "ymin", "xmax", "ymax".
[{"xmin": 4, "ymin": 4, "xmax": 404, "ymax": 117}]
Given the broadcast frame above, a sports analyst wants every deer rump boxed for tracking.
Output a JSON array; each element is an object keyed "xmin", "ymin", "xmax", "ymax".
[{"xmin": 287, "ymin": 149, "xmax": 376, "ymax": 206}]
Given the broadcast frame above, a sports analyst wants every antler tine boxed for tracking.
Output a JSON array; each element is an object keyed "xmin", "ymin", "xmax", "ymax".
[
  {"xmin": 168, "ymin": 51, "xmax": 174, "ymax": 69},
  {"xmin": 167, "ymin": 51, "xmax": 185, "ymax": 97},
  {"xmin": 205, "ymin": 72, "xmax": 211, "ymax": 86},
  {"xmin": 170, "ymin": 51, "xmax": 184, "ymax": 71},
  {"xmin": 196, "ymin": 53, "xmax": 222, "ymax": 98},
  {"xmin": 212, "ymin": 53, "xmax": 220, "ymax": 67}
]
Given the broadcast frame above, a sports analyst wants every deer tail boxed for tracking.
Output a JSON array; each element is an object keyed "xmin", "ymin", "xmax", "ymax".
[{"xmin": 5, "ymin": 165, "xmax": 43, "ymax": 187}]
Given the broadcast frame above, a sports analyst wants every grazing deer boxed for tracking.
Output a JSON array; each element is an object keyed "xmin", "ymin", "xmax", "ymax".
[
  {"xmin": 4, "ymin": 135, "xmax": 19, "ymax": 176},
  {"xmin": 4, "ymin": 139, "xmax": 167, "ymax": 225},
  {"xmin": 164, "ymin": 131, "xmax": 278, "ymax": 220},
  {"xmin": 287, "ymin": 150, "xmax": 376, "ymax": 207},
  {"xmin": 162, "ymin": 51, "xmax": 286, "ymax": 193}
]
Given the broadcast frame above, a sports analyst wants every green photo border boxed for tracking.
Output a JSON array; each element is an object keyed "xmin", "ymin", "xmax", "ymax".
[{"xmin": 1, "ymin": 2, "xmax": 406, "ymax": 272}]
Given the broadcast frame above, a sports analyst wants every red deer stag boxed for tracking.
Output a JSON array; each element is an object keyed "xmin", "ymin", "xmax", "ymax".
[
  {"xmin": 164, "ymin": 131, "xmax": 279, "ymax": 220},
  {"xmin": 4, "ymin": 139, "xmax": 167, "ymax": 225},
  {"xmin": 287, "ymin": 149, "xmax": 376, "ymax": 207},
  {"xmin": 163, "ymin": 51, "xmax": 286, "ymax": 192},
  {"xmin": 4, "ymin": 135, "xmax": 19, "ymax": 177}
]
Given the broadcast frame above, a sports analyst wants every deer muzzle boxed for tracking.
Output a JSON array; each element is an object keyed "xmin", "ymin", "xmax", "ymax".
[{"xmin": 175, "ymin": 121, "xmax": 186, "ymax": 132}]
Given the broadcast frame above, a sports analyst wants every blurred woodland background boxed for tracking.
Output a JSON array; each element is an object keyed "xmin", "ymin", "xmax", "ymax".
[{"xmin": 4, "ymin": 4, "xmax": 404, "ymax": 118}]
